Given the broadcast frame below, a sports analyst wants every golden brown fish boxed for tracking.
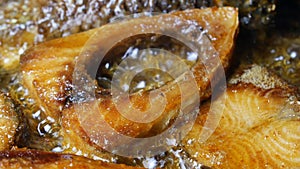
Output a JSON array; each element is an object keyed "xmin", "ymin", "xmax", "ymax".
[
  {"xmin": 0, "ymin": 150, "xmax": 139, "ymax": 169},
  {"xmin": 1, "ymin": 0, "xmax": 275, "ymax": 86},
  {"xmin": 180, "ymin": 65, "xmax": 300, "ymax": 168},
  {"xmin": 0, "ymin": 92, "xmax": 19, "ymax": 151},
  {"xmin": 15, "ymin": 7, "xmax": 238, "ymax": 161}
]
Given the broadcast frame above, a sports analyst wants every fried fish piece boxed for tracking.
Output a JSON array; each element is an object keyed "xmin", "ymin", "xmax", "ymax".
[
  {"xmin": 0, "ymin": 150, "xmax": 139, "ymax": 169},
  {"xmin": 16, "ymin": 7, "xmax": 238, "ymax": 161},
  {"xmin": 181, "ymin": 65, "xmax": 300, "ymax": 168},
  {"xmin": 0, "ymin": 92, "xmax": 19, "ymax": 150},
  {"xmin": 1, "ymin": 0, "xmax": 274, "ymax": 87}
]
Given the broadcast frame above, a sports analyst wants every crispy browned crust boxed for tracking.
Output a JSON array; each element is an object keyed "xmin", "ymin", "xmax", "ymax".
[
  {"xmin": 18, "ymin": 7, "xmax": 239, "ymax": 158},
  {"xmin": 0, "ymin": 150, "xmax": 139, "ymax": 169},
  {"xmin": 0, "ymin": 93, "xmax": 19, "ymax": 151}
]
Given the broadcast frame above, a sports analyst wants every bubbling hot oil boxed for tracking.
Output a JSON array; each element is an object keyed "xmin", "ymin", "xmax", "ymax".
[
  {"xmin": 252, "ymin": 36, "xmax": 300, "ymax": 88},
  {"xmin": 96, "ymin": 34, "xmax": 198, "ymax": 93}
]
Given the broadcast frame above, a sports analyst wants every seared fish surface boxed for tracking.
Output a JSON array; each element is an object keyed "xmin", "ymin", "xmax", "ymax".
[
  {"xmin": 0, "ymin": 93, "xmax": 19, "ymax": 151},
  {"xmin": 0, "ymin": 150, "xmax": 138, "ymax": 169}
]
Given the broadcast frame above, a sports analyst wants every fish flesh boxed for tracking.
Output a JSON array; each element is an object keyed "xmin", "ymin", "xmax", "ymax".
[{"xmin": 180, "ymin": 65, "xmax": 300, "ymax": 168}]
